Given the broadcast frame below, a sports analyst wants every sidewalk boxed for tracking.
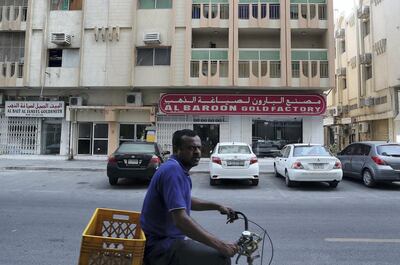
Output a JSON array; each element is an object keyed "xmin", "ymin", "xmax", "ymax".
[{"xmin": 0, "ymin": 155, "xmax": 274, "ymax": 173}]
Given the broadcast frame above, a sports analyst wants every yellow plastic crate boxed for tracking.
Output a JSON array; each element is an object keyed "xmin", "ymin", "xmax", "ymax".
[{"xmin": 78, "ymin": 208, "xmax": 146, "ymax": 265}]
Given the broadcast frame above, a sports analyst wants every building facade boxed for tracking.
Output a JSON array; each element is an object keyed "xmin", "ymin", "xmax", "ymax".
[
  {"xmin": 0, "ymin": 0, "xmax": 334, "ymax": 157},
  {"xmin": 326, "ymin": 0, "xmax": 400, "ymax": 151}
]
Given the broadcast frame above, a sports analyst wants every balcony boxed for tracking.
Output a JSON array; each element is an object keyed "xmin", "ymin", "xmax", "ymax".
[
  {"xmin": 237, "ymin": 49, "xmax": 281, "ymax": 87},
  {"xmin": 289, "ymin": 1, "xmax": 328, "ymax": 29},
  {"xmin": 192, "ymin": 1, "xmax": 230, "ymax": 28},
  {"xmin": 237, "ymin": 1, "xmax": 281, "ymax": 28},
  {"xmin": 0, "ymin": 62, "xmax": 24, "ymax": 87},
  {"xmin": 190, "ymin": 48, "xmax": 230, "ymax": 86},
  {"xmin": 0, "ymin": 6, "xmax": 28, "ymax": 31},
  {"xmin": 290, "ymin": 49, "xmax": 329, "ymax": 88}
]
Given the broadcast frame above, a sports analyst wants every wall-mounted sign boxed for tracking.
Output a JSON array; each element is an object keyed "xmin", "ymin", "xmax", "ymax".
[
  {"xmin": 5, "ymin": 101, "xmax": 65, "ymax": 118},
  {"xmin": 159, "ymin": 94, "xmax": 326, "ymax": 116}
]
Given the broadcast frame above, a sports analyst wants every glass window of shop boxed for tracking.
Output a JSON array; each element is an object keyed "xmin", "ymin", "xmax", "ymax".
[
  {"xmin": 119, "ymin": 124, "xmax": 150, "ymax": 145},
  {"xmin": 252, "ymin": 119, "xmax": 302, "ymax": 157},
  {"xmin": 77, "ymin": 123, "xmax": 108, "ymax": 155}
]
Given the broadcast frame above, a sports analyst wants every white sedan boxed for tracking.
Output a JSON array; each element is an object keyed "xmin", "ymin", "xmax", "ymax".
[
  {"xmin": 209, "ymin": 142, "xmax": 259, "ymax": 186},
  {"xmin": 274, "ymin": 144, "xmax": 343, "ymax": 188}
]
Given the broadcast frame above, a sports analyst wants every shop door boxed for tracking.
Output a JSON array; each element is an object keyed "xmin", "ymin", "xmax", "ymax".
[
  {"xmin": 42, "ymin": 122, "xmax": 62, "ymax": 154},
  {"xmin": 193, "ymin": 124, "xmax": 219, "ymax": 157}
]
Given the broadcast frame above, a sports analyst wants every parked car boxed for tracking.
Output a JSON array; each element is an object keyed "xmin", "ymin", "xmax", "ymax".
[
  {"xmin": 274, "ymin": 144, "xmax": 343, "ymax": 188},
  {"xmin": 337, "ymin": 141, "xmax": 400, "ymax": 187},
  {"xmin": 107, "ymin": 141, "xmax": 170, "ymax": 185},
  {"xmin": 209, "ymin": 142, "xmax": 259, "ymax": 186},
  {"xmin": 252, "ymin": 140, "xmax": 280, "ymax": 158}
]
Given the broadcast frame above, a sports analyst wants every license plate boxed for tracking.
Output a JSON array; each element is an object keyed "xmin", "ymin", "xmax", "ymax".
[
  {"xmin": 126, "ymin": 159, "xmax": 139, "ymax": 165},
  {"xmin": 227, "ymin": 160, "xmax": 244, "ymax": 166},
  {"xmin": 313, "ymin": 163, "xmax": 325, "ymax": 170}
]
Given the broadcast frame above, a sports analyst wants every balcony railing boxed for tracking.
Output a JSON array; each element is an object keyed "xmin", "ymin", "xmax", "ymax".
[
  {"xmin": 190, "ymin": 48, "xmax": 230, "ymax": 85},
  {"xmin": 237, "ymin": 0, "xmax": 281, "ymax": 28},
  {"xmin": 237, "ymin": 48, "xmax": 281, "ymax": 87},
  {"xmin": 291, "ymin": 49, "xmax": 329, "ymax": 87},
  {"xmin": 192, "ymin": 1, "xmax": 229, "ymax": 28},
  {"xmin": 0, "ymin": 5, "xmax": 28, "ymax": 30},
  {"xmin": 290, "ymin": 0, "xmax": 327, "ymax": 28}
]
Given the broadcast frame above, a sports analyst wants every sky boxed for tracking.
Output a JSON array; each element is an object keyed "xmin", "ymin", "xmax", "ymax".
[{"xmin": 333, "ymin": 0, "xmax": 357, "ymax": 18}]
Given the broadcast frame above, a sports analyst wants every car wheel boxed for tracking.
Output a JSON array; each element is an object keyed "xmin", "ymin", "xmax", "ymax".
[
  {"xmin": 329, "ymin": 181, "xmax": 339, "ymax": 188},
  {"xmin": 210, "ymin": 178, "xmax": 217, "ymax": 186},
  {"xmin": 274, "ymin": 164, "xmax": 280, "ymax": 178},
  {"xmin": 362, "ymin": 169, "xmax": 376, "ymax": 187},
  {"xmin": 285, "ymin": 171, "xmax": 294, "ymax": 187},
  {"xmin": 109, "ymin": 177, "xmax": 118, "ymax": 186},
  {"xmin": 251, "ymin": 179, "xmax": 259, "ymax": 186}
]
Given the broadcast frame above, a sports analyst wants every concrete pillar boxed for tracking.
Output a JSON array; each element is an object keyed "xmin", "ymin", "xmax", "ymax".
[
  {"xmin": 302, "ymin": 116, "xmax": 324, "ymax": 144},
  {"xmin": 108, "ymin": 122, "xmax": 118, "ymax": 156}
]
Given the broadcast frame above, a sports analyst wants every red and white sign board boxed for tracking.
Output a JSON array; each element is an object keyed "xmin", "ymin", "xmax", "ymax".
[{"xmin": 159, "ymin": 94, "xmax": 326, "ymax": 116}]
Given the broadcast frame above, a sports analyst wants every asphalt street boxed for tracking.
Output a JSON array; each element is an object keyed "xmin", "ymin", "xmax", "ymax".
[{"xmin": 1, "ymin": 169, "xmax": 400, "ymax": 265}]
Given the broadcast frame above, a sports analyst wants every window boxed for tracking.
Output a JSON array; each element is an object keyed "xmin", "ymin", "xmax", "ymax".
[
  {"xmin": 309, "ymin": 4, "xmax": 316, "ymax": 19},
  {"xmin": 261, "ymin": 4, "xmax": 267, "ymax": 18},
  {"xmin": 136, "ymin": 47, "xmax": 171, "ymax": 66},
  {"xmin": 203, "ymin": 4, "xmax": 209, "ymax": 18},
  {"xmin": 311, "ymin": 61, "xmax": 318, "ymax": 77},
  {"xmin": 261, "ymin": 61, "xmax": 268, "ymax": 77},
  {"xmin": 192, "ymin": 4, "xmax": 200, "ymax": 19},
  {"xmin": 93, "ymin": 124, "xmax": 108, "ymax": 155},
  {"xmin": 211, "ymin": 4, "xmax": 218, "ymax": 19},
  {"xmin": 252, "ymin": 4, "xmax": 258, "ymax": 19},
  {"xmin": 78, "ymin": 123, "xmax": 92, "ymax": 154},
  {"xmin": 320, "ymin": 61, "xmax": 329, "ymax": 78},
  {"xmin": 270, "ymin": 61, "xmax": 281, "ymax": 78},
  {"xmin": 301, "ymin": 4, "xmax": 307, "ymax": 19},
  {"xmin": 340, "ymin": 40, "xmax": 346, "ymax": 53},
  {"xmin": 238, "ymin": 61, "xmax": 249, "ymax": 78},
  {"xmin": 48, "ymin": 49, "xmax": 62, "ymax": 67},
  {"xmin": 292, "ymin": 61, "xmax": 300, "ymax": 78},
  {"xmin": 318, "ymin": 4, "xmax": 327, "ymax": 20},
  {"xmin": 138, "ymin": 0, "xmax": 172, "ymax": 9},
  {"xmin": 252, "ymin": 61, "xmax": 259, "ymax": 77},
  {"xmin": 363, "ymin": 20, "xmax": 370, "ymax": 37},
  {"xmin": 220, "ymin": 4, "xmax": 229, "ymax": 19},
  {"xmin": 190, "ymin": 61, "xmax": 199, "ymax": 78},
  {"xmin": 210, "ymin": 61, "xmax": 217, "ymax": 76},
  {"xmin": 119, "ymin": 124, "xmax": 150, "ymax": 145},
  {"xmin": 50, "ymin": 0, "xmax": 82, "ymax": 11},
  {"xmin": 219, "ymin": 61, "xmax": 228, "ymax": 77},
  {"xmin": 290, "ymin": 4, "xmax": 298, "ymax": 19},
  {"xmin": 269, "ymin": 4, "xmax": 280, "ymax": 19},
  {"xmin": 0, "ymin": 32, "xmax": 25, "ymax": 63},
  {"xmin": 202, "ymin": 61, "xmax": 208, "ymax": 76},
  {"xmin": 302, "ymin": 61, "xmax": 309, "ymax": 77},
  {"xmin": 238, "ymin": 4, "xmax": 249, "ymax": 19},
  {"xmin": 293, "ymin": 146, "xmax": 331, "ymax": 157},
  {"xmin": 365, "ymin": 65, "xmax": 372, "ymax": 80},
  {"xmin": 342, "ymin": 78, "xmax": 347, "ymax": 89},
  {"xmin": 77, "ymin": 123, "xmax": 109, "ymax": 155}
]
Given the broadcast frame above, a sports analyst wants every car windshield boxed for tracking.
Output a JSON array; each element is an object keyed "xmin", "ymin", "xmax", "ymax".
[
  {"xmin": 117, "ymin": 143, "xmax": 155, "ymax": 153},
  {"xmin": 293, "ymin": 146, "xmax": 331, "ymax": 157},
  {"xmin": 377, "ymin": 145, "xmax": 400, "ymax": 156},
  {"xmin": 218, "ymin": 145, "xmax": 251, "ymax": 154}
]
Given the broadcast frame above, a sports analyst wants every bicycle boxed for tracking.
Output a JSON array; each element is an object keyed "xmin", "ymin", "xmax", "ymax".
[{"xmin": 226, "ymin": 211, "xmax": 274, "ymax": 265}]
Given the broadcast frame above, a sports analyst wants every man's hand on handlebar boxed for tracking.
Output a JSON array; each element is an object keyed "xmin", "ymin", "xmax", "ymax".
[{"xmin": 218, "ymin": 206, "xmax": 238, "ymax": 223}]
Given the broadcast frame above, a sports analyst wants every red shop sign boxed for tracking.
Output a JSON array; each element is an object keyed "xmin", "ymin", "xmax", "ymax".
[{"xmin": 159, "ymin": 94, "xmax": 326, "ymax": 116}]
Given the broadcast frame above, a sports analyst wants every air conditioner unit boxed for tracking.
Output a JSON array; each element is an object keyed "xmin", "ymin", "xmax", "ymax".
[
  {"xmin": 143, "ymin": 32, "xmax": 161, "ymax": 44},
  {"xmin": 51, "ymin": 33, "xmax": 72, "ymax": 46},
  {"xmin": 359, "ymin": 122, "xmax": 370, "ymax": 133},
  {"xmin": 126, "ymin": 92, "xmax": 142, "ymax": 106},
  {"xmin": 336, "ymin": 67, "xmax": 347, "ymax": 77},
  {"xmin": 335, "ymin": 29, "xmax": 345, "ymax": 39},
  {"xmin": 332, "ymin": 106, "xmax": 342, "ymax": 117},
  {"xmin": 69, "ymin": 96, "xmax": 83, "ymax": 106},
  {"xmin": 360, "ymin": 53, "xmax": 372, "ymax": 65},
  {"xmin": 357, "ymin": 6, "xmax": 370, "ymax": 20}
]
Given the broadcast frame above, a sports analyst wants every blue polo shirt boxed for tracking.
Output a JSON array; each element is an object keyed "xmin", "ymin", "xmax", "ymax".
[{"xmin": 140, "ymin": 155, "xmax": 192, "ymax": 258}]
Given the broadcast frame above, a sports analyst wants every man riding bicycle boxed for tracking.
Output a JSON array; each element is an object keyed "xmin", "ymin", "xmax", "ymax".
[{"xmin": 140, "ymin": 129, "xmax": 239, "ymax": 265}]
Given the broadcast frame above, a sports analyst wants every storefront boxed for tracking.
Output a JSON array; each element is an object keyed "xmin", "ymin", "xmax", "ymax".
[
  {"xmin": 157, "ymin": 93, "xmax": 326, "ymax": 155},
  {"xmin": 67, "ymin": 105, "xmax": 156, "ymax": 157},
  {"xmin": 1, "ymin": 101, "xmax": 66, "ymax": 155}
]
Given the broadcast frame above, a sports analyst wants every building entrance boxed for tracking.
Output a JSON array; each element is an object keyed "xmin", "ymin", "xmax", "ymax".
[{"xmin": 193, "ymin": 124, "xmax": 219, "ymax": 157}]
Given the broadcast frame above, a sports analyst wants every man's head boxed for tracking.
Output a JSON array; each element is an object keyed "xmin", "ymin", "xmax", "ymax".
[{"xmin": 172, "ymin": 129, "xmax": 202, "ymax": 168}]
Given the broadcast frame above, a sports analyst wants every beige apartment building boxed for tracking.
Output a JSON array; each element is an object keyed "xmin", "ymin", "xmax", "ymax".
[
  {"xmin": 0, "ymin": 0, "xmax": 334, "ymax": 157},
  {"xmin": 326, "ymin": 0, "xmax": 400, "ymax": 151}
]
